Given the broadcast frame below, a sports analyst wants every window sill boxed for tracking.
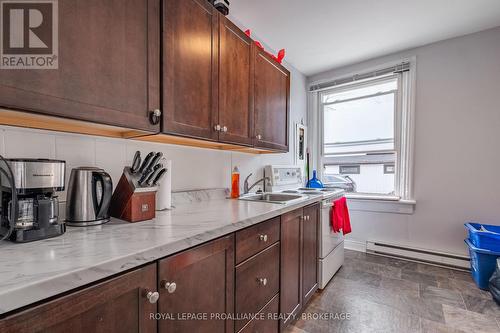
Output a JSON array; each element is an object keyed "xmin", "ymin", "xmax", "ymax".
[{"xmin": 345, "ymin": 193, "xmax": 416, "ymax": 214}]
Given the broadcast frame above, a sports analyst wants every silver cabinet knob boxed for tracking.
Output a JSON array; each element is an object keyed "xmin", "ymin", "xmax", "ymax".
[
  {"xmin": 222, "ymin": 126, "xmax": 228, "ymax": 132},
  {"xmin": 256, "ymin": 134, "xmax": 262, "ymax": 140},
  {"xmin": 259, "ymin": 234, "xmax": 268, "ymax": 242},
  {"xmin": 152, "ymin": 109, "xmax": 162, "ymax": 117},
  {"xmin": 214, "ymin": 124, "xmax": 221, "ymax": 131},
  {"xmin": 144, "ymin": 290, "xmax": 160, "ymax": 304},
  {"xmin": 257, "ymin": 277, "xmax": 268, "ymax": 286},
  {"xmin": 162, "ymin": 281, "xmax": 177, "ymax": 294}
]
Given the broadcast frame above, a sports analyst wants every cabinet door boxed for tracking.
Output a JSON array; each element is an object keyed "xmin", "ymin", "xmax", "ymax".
[
  {"xmin": 280, "ymin": 208, "xmax": 303, "ymax": 329},
  {"xmin": 162, "ymin": 0, "xmax": 219, "ymax": 140},
  {"xmin": 0, "ymin": 263, "xmax": 158, "ymax": 333},
  {"xmin": 0, "ymin": 0, "xmax": 160, "ymax": 132},
  {"xmin": 218, "ymin": 16, "xmax": 253, "ymax": 146},
  {"xmin": 302, "ymin": 203, "xmax": 319, "ymax": 305},
  {"xmin": 158, "ymin": 235, "xmax": 234, "ymax": 333},
  {"xmin": 253, "ymin": 48, "xmax": 290, "ymax": 152}
]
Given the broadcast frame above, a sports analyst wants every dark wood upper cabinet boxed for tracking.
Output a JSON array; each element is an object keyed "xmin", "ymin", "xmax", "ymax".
[
  {"xmin": 0, "ymin": 263, "xmax": 158, "ymax": 333},
  {"xmin": 280, "ymin": 208, "xmax": 303, "ymax": 329},
  {"xmin": 302, "ymin": 203, "xmax": 320, "ymax": 305},
  {"xmin": 0, "ymin": 0, "xmax": 292, "ymax": 152},
  {"xmin": 253, "ymin": 47, "xmax": 290, "ymax": 152},
  {"xmin": 161, "ymin": 1, "xmax": 290, "ymax": 151},
  {"xmin": 217, "ymin": 16, "xmax": 254, "ymax": 146},
  {"xmin": 157, "ymin": 235, "xmax": 234, "ymax": 333},
  {"xmin": 0, "ymin": 0, "xmax": 160, "ymax": 133},
  {"xmin": 162, "ymin": 0, "xmax": 219, "ymax": 140}
]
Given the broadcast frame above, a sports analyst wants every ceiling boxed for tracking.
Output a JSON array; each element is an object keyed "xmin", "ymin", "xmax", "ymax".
[{"xmin": 229, "ymin": 0, "xmax": 500, "ymax": 76}]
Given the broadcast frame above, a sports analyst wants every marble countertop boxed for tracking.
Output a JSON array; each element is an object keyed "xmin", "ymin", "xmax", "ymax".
[{"xmin": 0, "ymin": 192, "xmax": 322, "ymax": 316}]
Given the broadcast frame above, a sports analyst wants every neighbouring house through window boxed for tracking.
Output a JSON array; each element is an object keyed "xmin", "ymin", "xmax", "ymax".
[{"xmin": 311, "ymin": 62, "xmax": 415, "ymax": 200}]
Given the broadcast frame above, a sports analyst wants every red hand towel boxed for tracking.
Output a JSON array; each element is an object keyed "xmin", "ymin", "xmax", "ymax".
[
  {"xmin": 341, "ymin": 197, "xmax": 352, "ymax": 235},
  {"xmin": 331, "ymin": 197, "xmax": 352, "ymax": 235},
  {"xmin": 331, "ymin": 200, "xmax": 340, "ymax": 233}
]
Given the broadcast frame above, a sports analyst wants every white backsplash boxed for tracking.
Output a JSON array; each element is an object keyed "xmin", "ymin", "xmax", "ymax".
[{"xmin": 0, "ymin": 125, "xmax": 295, "ymax": 202}]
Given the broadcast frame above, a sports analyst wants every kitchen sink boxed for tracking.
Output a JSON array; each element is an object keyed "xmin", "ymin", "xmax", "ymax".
[{"xmin": 239, "ymin": 193, "xmax": 305, "ymax": 204}]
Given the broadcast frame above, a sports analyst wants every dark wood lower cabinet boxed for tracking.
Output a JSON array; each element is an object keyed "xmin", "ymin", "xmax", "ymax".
[
  {"xmin": 239, "ymin": 294, "xmax": 279, "ymax": 333},
  {"xmin": 280, "ymin": 208, "xmax": 303, "ymax": 329},
  {"xmin": 0, "ymin": 263, "xmax": 157, "ymax": 333},
  {"xmin": 157, "ymin": 235, "xmax": 234, "ymax": 333},
  {"xmin": 235, "ymin": 216, "xmax": 280, "ymax": 264},
  {"xmin": 235, "ymin": 242, "xmax": 280, "ymax": 331},
  {"xmin": 302, "ymin": 204, "xmax": 320, "ymax": 304},
  {"xmin": 0, "ymin": 208, "xmax": 318, "ymax": 333},
  {"xmin": 280, "ymin": 204, "xmax": 320, "ymax": 330}
]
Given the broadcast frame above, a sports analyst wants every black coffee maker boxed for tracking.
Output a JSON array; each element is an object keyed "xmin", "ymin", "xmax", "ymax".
[{"xmin": 0, "ymin": 157, "xmax": 66, "ymax": 242}]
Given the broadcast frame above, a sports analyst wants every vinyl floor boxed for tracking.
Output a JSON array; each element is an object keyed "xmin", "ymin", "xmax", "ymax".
[{"xmin": 285, "ymin": 250, "xmax": 500, "ymax": 333}]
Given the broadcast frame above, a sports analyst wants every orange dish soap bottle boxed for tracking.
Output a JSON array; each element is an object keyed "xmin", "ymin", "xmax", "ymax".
[{"xmin": 231, "ymin": 166, "xmax": 240, "ymax": 198}]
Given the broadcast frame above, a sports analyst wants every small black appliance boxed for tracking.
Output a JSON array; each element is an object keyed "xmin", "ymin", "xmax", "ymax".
[
  {"xmin": 0, "ymin": 157, "xmax": 66, "ymax": 242},
  {"xmin": 208, "ymin": 0, "xmax": 229, "ymax": 15}
]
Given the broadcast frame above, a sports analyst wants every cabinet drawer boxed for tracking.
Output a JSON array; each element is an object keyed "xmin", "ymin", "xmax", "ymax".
[
  {"xmin": 239, "ymin": 294, "xmax": 279, "ymax": 333},
  {"xmin": 236, "ymin": 217, "xmax": 280, "ymax": 264},
  {"xmin": 235, "ymin": 242, "xmax": 280, "ymax": 331}
]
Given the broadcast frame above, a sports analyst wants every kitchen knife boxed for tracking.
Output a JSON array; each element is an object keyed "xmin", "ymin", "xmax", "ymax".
[
  {"xmin": 130, "ymin": 151, "xmax": 141, "ymax": 173},
  {"xmin": 145, "ymin": 164, "xmax": 164, "ymax": 186},
  {"xmin": 138, "ymin": 167, "xmax": 155, "ymax": 186},
  {"xmin": 152, "ymin": 168, "xmax": 167, "ymax": 186},
  {"xmin": 138, "ymin": 152, "xmax": 154, "ymax": 173},
  {"xmin": 146, "ymin": 152, "xmax": 163, "ymax": 172}
]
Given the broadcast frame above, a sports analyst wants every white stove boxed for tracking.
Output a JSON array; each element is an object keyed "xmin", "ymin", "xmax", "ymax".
[
  {"xmin": 282, "ymin": 187, "xmax": 344, "ymax": 199},
  {"xmin": 264, "ymin": 165, "xmax": 345, "ymax": 289}
]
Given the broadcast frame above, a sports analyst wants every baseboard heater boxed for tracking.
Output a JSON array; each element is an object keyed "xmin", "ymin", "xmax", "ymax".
[{"xmin": 366, "ymin": 241, "xmax": 470, "ymax": 270}]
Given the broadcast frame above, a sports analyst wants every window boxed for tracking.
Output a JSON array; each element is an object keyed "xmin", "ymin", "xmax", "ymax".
[{"xmin": 314, "ymin": 62, "xmax": 414, "ymax": 200}]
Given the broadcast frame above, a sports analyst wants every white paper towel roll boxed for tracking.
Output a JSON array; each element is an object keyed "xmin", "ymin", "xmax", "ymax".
[{"xmin": 156, "ymin": 160, "xmax": 172, "ymax": 210}]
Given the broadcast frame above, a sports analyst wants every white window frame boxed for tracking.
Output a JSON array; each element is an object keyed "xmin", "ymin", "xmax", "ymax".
[
  {"xmin": 321, "ymin": 75, "xmax": 398, "ymax": 156},
  {"xmin": 310, "ymin": 59, "xmax": 416, "ymax": 210}
]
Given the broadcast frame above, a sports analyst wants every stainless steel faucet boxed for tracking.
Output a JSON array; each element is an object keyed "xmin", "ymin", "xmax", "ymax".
[{"xmin": 243, "ymin": 173, "xmax": 270, "ymax": 194}]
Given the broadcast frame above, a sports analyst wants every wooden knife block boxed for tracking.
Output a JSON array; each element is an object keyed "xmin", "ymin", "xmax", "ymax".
[{"xmin": 109, "ymin": 168, "xmax": 158, "ymax": 223}]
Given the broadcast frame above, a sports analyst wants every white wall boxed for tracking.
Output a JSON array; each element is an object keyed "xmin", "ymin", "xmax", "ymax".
[{"xmin": 309, "ymin": 26, "xmax": 500, "ymax": 256}]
